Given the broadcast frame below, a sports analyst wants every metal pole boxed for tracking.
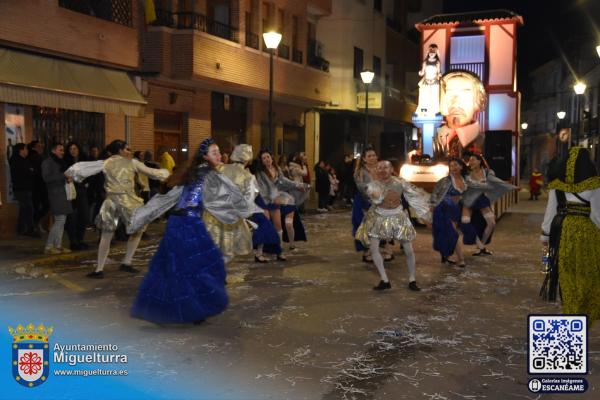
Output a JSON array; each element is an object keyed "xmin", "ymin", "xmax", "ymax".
[
  {"xmin": 364, "ymin": 83, "xmax": 369, "ymax": 147},
  {"xmin": 269, "ymin": 49, "xmax": 274, "ymax": 151},
  {"xmin": 576, "ymin": 94, "xmax": 580, "ymax": 146}
]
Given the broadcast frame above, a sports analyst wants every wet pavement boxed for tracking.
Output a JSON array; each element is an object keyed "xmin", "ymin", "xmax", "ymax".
[{"xmin": 1, "ymin": 190, "xmax": 599, "ymax": 399}]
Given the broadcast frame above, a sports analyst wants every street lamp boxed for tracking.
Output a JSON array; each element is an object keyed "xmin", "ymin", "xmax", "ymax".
[
  {"xmin": 521, "ymin": 122, "xmax": 528, "ymax": 130},
  {"xmin": 573, "ymin": 81, "xmax": 587, "ymax": 145},
  {"xmin": 360, "ymin": 70, "xmax": 375, "ymax": 146},
  {"xmin": 263, "ymin": 31, "xmax": 282, "ymax": 151},
  {"xmin": 556, "ymin": 111, "xmax": 567, "ymax": 157},
  {"xmin": 596, "ymin": 45, "xmax": 600, "ymax": 59}
]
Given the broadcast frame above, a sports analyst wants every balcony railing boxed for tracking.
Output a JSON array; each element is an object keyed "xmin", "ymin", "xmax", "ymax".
[
  {"xmin": 59, "ymin": 0, "xmax": 132, "ymax": 26},
  {"xmin": 151, "ymin": 11, "xmax": 239, "ymax": 42},
  {"xmin": 449, "ymin": 62, "xmax": 486, "ymax": 82},
  {"xmin": 176, "ymin": 12, "xmax": 239, "ymax": 42},
  {"xmin": 245, "ymin": 32, "xmax": 259, "ymax": 49},
  {"xmin": 278, "ymin": 44, "xmax": 290, "ymax": 59},
  {"xmin": 153, "ymin": 8, "xmax": 175, "ymax": 27},
  {"xmin": 292, "ymin": 49, "xmax": 303, "ymax": 64},
  {"xmin": 307, "ymin": 39, "xmax": 330, "ymax": 72}
]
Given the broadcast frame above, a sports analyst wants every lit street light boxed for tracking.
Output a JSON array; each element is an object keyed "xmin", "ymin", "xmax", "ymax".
[
  {"xmin": 360, "ymin": 70, "xmax": 375, "ymax": 146},
  {"xmin": 573, "ymin": 81, "xmax": 587, "ymax": 145},
  {"xmin": 521, "ymin": 122, "xmax": 528, "ymax": 130},
  {"xmin": 556, "ymin": 111, "xmax": 566, "ymax": 120},
  {"xmin": 573, "ymin": 81, "xmax": 587, "ymax": 95},
  {"xmin": 596, "ymin": 44, "xmax": 600, "ymax": 59},
  {"xmin": 263, "ymin": 31, "xmax": 282, "ymax": 152}
]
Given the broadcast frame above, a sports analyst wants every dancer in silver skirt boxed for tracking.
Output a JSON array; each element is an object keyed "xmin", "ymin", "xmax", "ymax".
[{"xmin": 356, "ymin": 161, "xmax": 431, "ymax": 291}]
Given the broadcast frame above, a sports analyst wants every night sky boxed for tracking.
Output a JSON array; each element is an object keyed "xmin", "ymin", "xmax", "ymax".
[{"xmin": 442, "ymin": 0, "xmax": 600, "ymax": 98}]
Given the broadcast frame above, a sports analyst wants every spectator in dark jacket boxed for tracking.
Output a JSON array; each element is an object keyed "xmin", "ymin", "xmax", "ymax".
[
  {"xmin": 340, "ymin": 154, "xmax": 356, "ymax": 206},
  {"xmin": 27, "ymin": 140, "xmax": 49, "ymax": 232},
  {"xmin": 9, "ymin": 143, "xmax": 38, "ymax": 236},
  {"xmin": 41, "ymin": 143, "xmax": 73, "ymax": 254},
  {"xmin": 314, "ymin": 160, "xmax": 330, "ymax": 212},
  {"xmin": 64, "ymin": 142, "xmax": 90, "ymax": 250}
]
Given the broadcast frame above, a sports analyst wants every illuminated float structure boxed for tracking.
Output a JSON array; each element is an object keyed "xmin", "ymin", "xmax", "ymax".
[{"xmin": 404, "ymin": 10, "xmax": 523, "ymax": 213}]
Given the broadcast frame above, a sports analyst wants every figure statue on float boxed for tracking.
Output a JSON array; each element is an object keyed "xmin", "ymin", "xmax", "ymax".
[{"xmin": 416, "ymin": 44, "xmax": 442, "ymax": 117}]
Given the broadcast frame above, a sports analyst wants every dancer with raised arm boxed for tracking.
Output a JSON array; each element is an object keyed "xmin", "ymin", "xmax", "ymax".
[
  {"xmin": 356, "ymin": 161, "xmax": 431, "ymax": 291},
  {"xmin": 352, "ymin": 147, "xmax": 379, "ymax": 261},
  {"xmin": 461, "ymin": 154, "xmax": 517, "ymax": 256},
  {"xmin": 129, "ymin": 139, "xmax": 257, "ymax": 324},
  {"xmin": 66, "ymin": 140, "xmax": 170, "ymax": 278},
  {"xmin": 254, "ymin": 149, "xmax": 308, "ymax": 253}
]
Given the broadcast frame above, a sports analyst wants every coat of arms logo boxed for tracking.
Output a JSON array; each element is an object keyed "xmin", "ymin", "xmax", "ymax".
[{"xmin": 8, "ymin": 323, "xmax": 53, "ymax": 388}]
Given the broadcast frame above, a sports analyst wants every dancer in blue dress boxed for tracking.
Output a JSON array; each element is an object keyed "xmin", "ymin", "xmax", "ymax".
[
  {"xmin": 222, "ymin": 144, "xmax": 283, "ymax": 262},
  {"xmin": 352, "ymin": 147, "xmax": 378, "ymax": 261},
  {"xmin": 430, "ymin": 158, "xmax": 467, "ymax": 267},
  {"xmin": 254, "ymin": 149, "xmax": 309, "ymax": 253},
  {"xmin": 129, "ymin": 139, "xmax": 244, "ymax": 324},
  {"xmin": 461, "ymin": 154, "xmax": 517, "ymax": 255}
]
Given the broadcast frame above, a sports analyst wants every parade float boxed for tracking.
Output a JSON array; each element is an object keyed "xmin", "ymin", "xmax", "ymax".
[{"xmin": 403, "ymin": 10, "xmax": 523, "ymax": 214}]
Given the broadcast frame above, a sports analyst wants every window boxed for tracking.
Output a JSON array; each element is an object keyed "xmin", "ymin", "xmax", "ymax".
[
  {"xmin": 59, "ymin": 0, "xmax": 132, "ymax": 26},
  {"xmin": 374, "ymin": 0, "xmax": 382, "ymax": 12},
  {"xmin": 449, "ymin": 35, "xmax": 485, "ymax": 80},
  {"xmin": 262, "ymin": 1, "xmax": 271, "ymax": 32},
  {"xmin": 32, "ymin": 107, "xmax": 104, "ymax": 152},
  {"xmin": 354, "ymin": 47, "xmax": 364, "ymax": 79},
  {"xmin": 278, "ymin": 8, "xmax": 285, "ymax": 34},
  {"xmin": 373, "ymin": 56, "xmax": 381, "ymax": 78}
]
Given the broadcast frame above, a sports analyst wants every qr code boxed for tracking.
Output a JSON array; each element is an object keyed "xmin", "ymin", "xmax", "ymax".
[{"xmin": 528, "ymin": 315, "xmax": 587, "ymax": 374}]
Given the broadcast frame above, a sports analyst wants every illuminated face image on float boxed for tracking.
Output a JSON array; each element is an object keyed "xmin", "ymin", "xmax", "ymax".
[
  {"xmin": 436, "ymin": 70, "xmax": 487, "ymax": 158},
  {"xmin": 441, "ymin": 75, "xmax": 479, "ymax": 128}
]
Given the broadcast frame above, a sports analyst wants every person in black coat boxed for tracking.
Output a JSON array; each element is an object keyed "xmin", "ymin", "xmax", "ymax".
[
  {"xmin": 64, "ymin": 142, "xmax": 90, "ymax": 250},
  {"xmin": 314, "ymin": 160, "xmax": 330, "ymax": 212},
  {"xmin": 41, "ymin": 143, "xmax": 73, "ymax": 254},
  {"xmin": 9, "ymin": 143, "xmax": 38, "ymax": 236},
  {"xmin": 27, "ymin": 140, "xmax": 49, "ymax": 232}
]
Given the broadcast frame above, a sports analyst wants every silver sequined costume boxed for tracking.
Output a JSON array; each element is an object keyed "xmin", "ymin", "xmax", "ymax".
[{"xmin": 355, "ymin": 177, "xmax": 431, "ymax": 245}]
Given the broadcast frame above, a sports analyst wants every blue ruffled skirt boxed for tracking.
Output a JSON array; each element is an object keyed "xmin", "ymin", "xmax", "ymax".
[
  {"xmin": 251, "ymin": 211, "xmax": 282, "ymax": 254},
  {"xmin": 432, "ymin": 198, "xmax": 461, "ymax": 257},
  {"xmin": 352, "ymin": 193, "xmax": 371, "ymax": 251},
  {"xmin": 131, "ymin": 214, "xmax": 228, "ymax": 324},
  {"xmin": 282, "ymin": 206, "xmax": 307, "ymax": 242},
  {"xmin": 471, "ymin": 194, "xmax": 491, "ymax": 210}
]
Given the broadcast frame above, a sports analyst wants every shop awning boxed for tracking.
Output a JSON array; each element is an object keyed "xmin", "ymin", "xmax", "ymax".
[{"xmin": 0, "ymin": 48, "xmax": 146, "ymax": 116}]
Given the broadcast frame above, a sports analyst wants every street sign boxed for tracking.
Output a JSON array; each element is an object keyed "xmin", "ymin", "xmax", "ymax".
[{"xmin": 357, "ymin": 92, "xmax": 382, "ymax": 109}]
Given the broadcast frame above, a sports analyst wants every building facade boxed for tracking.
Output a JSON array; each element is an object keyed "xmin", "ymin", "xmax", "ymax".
[
  {"xmin": 0, "ymin": 0, "xmax": 333, "ymax": 237},
  {"xmin": 317, "ymin": 0, "xmax": 421, "ymax": 168}
]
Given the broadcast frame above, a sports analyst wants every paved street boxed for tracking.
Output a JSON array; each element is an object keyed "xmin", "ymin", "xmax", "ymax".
[{"xmin": 1, "ymin": 190, "xmax": 599, "ymax": 399}]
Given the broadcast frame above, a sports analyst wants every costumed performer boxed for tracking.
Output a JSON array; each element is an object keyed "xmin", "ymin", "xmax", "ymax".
[
  {"xmin": 356, "ymin": 160, "xmax": 432, "ymax": 291},
  {"xmin": 65, "ymin": 140, "xmax": 170, "ymax": 279},
  {"xmin": 540, "ymin": 147, "xmax": 600, "ymax": 327}
]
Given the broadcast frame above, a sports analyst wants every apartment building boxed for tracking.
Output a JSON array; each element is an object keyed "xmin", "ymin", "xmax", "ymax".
[
  {"xmin": 317, "ymin": 0, "xmax": 428, "ymax": 166},
  {"xmin": 0, "ymin": 0, "xmax": 332, "ymax": 236},
  {"xmin": 0, "ymin": 0, "xmax": 146, "ymax": 236},
  {"xmin": 141, "ymin": 0, "xmax": 332, "ymax": 165}
]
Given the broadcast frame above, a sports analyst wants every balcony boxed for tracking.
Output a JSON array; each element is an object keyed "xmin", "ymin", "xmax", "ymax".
[
  {"xmin": 449, "ymin": 62, "xmax": 486, "ymax": 82},
  {"xmin": 152, "ymin": 10, "xmax": 239, "ymax": 43},
  {"xmin": 292, "ymin": 49, "xmax": 303, "ymax": 64},
  {"xmin": 278, "ymin": 44, "xmax": 290, "ymax": 60},
  {"xmin": 59, "ymin": 0, "xmax": 132, "ymax": 26},
  {"xmin": 307, "ymin": 39, "xmax": 330, "ymax": 72},
  {"xmin": 177, "ymin": 12, "xmax": 239, "ymax": 43},
  {"xmin": 245, "ymin": 32, "xmax": 259, "ymax": 50},
  {"xmin": 153, "ymin": 8, "xmax": 175, "ymax": 27}
]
